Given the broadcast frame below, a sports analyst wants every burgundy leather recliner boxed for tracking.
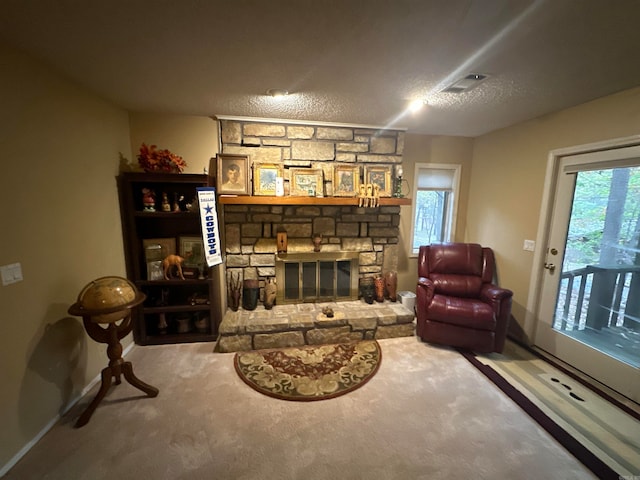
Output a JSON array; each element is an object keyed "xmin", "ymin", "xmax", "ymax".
[{"xmin": 416, "ymin": 243, "xmax": 513, "ymax": 353}]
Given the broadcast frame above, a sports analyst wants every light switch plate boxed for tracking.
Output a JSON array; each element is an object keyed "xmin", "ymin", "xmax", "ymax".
[
  {"xmin": 523, "ymin": 240, "xmax": 536, "ymax": 252},
  {"xmin": 1, "ymin": 262, "xmax": 23, "ymax": 286}
]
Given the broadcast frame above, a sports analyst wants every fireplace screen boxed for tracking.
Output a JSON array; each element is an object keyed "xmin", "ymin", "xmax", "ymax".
[{"xmin": 276, "ymin": 252, "xmax": 359, "ymax": 304}]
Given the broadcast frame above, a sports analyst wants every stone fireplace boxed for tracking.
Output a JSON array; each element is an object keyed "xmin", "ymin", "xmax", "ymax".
[
  {"xmin": 217, "ymin": 117, "xmax": 406, "ymax": 306},
  {"xmin": 215, "ymin": 118, "xmax": 415, "ymax": 352}
]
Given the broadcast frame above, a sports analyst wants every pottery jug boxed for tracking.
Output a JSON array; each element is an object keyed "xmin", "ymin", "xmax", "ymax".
[
  {"xmin": 374, "ymin": 276, "xmax": 385, "ymax": 303},
  {"xmin": 384, "ymin": 271, "xmax": 398, "ymax": 302},
  {"xmin": 242, "ymin": 279, "xmax": 260, "ymax": 311},
  {"xmin": 264, "ymin": 278, "xmax": 277, "ymax": 310},
  {"xmin": 360, "ymin": 277, "xmax": 375, "ymax": 304}
]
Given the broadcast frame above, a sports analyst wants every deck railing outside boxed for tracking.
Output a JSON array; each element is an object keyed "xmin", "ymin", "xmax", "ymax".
[{"xmin": 554, "ymin": 265, "xmax": 640, "ymax": 332}]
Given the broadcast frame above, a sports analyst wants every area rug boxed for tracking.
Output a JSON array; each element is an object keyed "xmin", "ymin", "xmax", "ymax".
[
  {"xmin": 461, "ymin": 348, "xmax": 627, "ymax": 480},
  {"xmin": 234, "ymin": 340, "xmax": 381, "ymax": 401}
]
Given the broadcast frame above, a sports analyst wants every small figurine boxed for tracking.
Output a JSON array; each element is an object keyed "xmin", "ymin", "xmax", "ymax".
[
  {"xmin": 177, "ymin": 195, "xmax": 188, "ymax": 211},
  {"xmin": 312, "ymin": 233, "xmax": 323, "ymax": 252},
  {"xmin": 322, "ymin": 306, "xmax": 334, "ymax": 318},
  {"xmin": 172, "ymin": 193, "xmax": 181, "ymax": 212},
  {"xmin": 142, "ymin": 188, "xmax": 156, "ymax": 212},
  {"xmin": 162, "ymin": 254, "xmax": 185, "ymax": 280},
  {"xmin": 373, "ymin": 184, "xmax": 380, "ymax": 207},
  {"xmin": 358, "ymin": 184, "xmax": 367, "ymax": 207},
  {"xmin": 161, "ymin": 192, "xmax": 171, "ymax": 212},
  {"xmin": 365, "ymin": 183, "xmax": 374, "ymax": 207}
]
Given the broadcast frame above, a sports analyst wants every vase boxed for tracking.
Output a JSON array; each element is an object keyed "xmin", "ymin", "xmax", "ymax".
[
  {"xmin": 384, "ymin": 270, "xmax": 398, "ymax": 302},
  {"xmin": 360, "ymin": 277, "xmax": 375, "ymax": 304},
  {"xmin": 374, "ymin": 276, "xmax": 385, "ymax": 303},
  {"xmin": 264, "ymin": 278, "xmax": 277, "ymax": 310},
  {"xmin": 242, "ymin": 279, "xmax": 260, "ymax": 311}
]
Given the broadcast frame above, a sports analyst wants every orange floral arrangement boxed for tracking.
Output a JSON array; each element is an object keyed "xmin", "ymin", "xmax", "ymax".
[{"xmin": 137, "ymin": 143, "xmax": 187, "ymax": 173}]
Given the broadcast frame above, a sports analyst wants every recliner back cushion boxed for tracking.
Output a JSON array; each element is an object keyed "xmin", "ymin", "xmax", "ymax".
[
  {"xmin": 428, "ymin": 243, "xmax": 484, "ymax": 297},
  {"xmin": 429, "ymin": 274, "xmax": 483, "ymax": 298}
]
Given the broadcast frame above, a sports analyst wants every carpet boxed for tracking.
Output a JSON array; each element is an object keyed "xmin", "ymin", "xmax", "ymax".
[
  {"xmin": 234, "ymin": 340, "xmax": 381, "ymax": 401},
  {"xmin": 4, "ymin": 337, "xmax": 596, "ymax": 480}
]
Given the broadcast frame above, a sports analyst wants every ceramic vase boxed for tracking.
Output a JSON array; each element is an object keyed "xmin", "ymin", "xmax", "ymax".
[
  {"xmin": 228, "ymin": 272, "xmax": 242, "ymax": 311},
  {"xmin": 374, "ymin": 276, "xmax": 385, "ymax": 303},
  {"xmin": 384, "ymin": 270, "xmax": 398, "ymax": 302},
  {"xmin": 242, "ymin": 279, "xmax": 260, "ymax": 311},
  {"xmin": 360, "ymin": 277, "xmax": 375, "ymax": 304},
  {"xmin": 264, "ymin": 278, "xmax": 277, "ymax": 310}
]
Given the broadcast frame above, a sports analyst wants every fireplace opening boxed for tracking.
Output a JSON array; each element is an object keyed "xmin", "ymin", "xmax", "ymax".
[{"xmin": 275, "ymin": 252, "xmax": 359, "ymax": 304}]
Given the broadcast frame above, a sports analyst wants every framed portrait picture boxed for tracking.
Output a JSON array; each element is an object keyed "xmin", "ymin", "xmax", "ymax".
[
  {"xmin": 333, "ymin": 165, "xmax": 360, "ymax": 197},
  {"xmin": 363, "ymin": 165, "xmax": 393, "ymax": 197},
  {"xmin": 179, "ymin": 236, "xmax": 204, "ymax": 267},
  {"xmin": 216, "ymin": 154, "xmax": 250, "ymax": 195},
  {"xmin": 253, "ymin": 163, "xmax": 284, "ymax": 196},
  {"xmin": 290, "ymin": 168, "xmax": 324, "ymax": 196}
]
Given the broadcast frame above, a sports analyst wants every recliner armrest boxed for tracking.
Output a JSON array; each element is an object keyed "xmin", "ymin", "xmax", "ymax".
[
  {"xmin": 480, "ymin": 284, "xmax": 513, "ymax": 302},
  {"xmin": 417, "ymin": 277, "xmax": 435, "ymax": 304}
]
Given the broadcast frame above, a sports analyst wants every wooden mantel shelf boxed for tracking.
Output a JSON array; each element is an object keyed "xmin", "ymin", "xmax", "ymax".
[{"xmin": 218, "ymin": 196, "xmax": 411, "ymax": 206}]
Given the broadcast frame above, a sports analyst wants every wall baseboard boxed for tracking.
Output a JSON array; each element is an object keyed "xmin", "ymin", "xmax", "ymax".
[{"xmin": 0, "ymin": 342, "xmax": 136, "ymax": 478}]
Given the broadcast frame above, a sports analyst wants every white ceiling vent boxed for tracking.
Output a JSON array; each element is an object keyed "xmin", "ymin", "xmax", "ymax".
[{"xmin": 442, "ymin": 73, "xmax": 489, "ymax": 94}]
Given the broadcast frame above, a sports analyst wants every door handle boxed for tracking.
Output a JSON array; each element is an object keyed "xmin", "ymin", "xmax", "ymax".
[{"xmin": 544, "ymin": 263, "xmax": 556, "ymax": 273}]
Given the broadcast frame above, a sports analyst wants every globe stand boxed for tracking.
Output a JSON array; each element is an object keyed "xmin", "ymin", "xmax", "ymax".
[{"xmin": 68, "ymin": 291, "xmax": 159, "ymax": 428}]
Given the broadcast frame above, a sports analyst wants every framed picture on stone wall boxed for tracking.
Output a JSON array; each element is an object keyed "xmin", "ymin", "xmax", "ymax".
[
  {"xmin": 333, "ymin": 165, "xmax": 360, "ymax": 197},
  {"xmin": 363, "ymin": 165, "xmax": 392, "ymax": 197},
  {"xmin": 290, "ymin": 168, "xmax": 324, "ymax": 196},
  {"xmin": 253, "ymin": 163, "xmax": 283, "ymax": 195},
  {"xmin": 216, "ymin": 154, "xmax": 250, "ymax": 195}
]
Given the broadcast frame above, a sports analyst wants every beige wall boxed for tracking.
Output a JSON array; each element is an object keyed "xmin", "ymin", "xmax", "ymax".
[
  {"xmin": 128, "ymin": 113, "xmax": 219, "ymax": 174},
  {"xmin": 467, "ymin": 86, "xmax": 640, "ymax": 342},
  {"xmin": 0, "ymin": 42, "xmax": 132, "ymax": 469},
  {"xmin": 396, "ymin": 134, "xmax": 474, "ymax": 293}
]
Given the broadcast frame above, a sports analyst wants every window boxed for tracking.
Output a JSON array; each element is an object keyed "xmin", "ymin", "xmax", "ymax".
[{"xmin": 411, "ymin": 163, "xmax": 461, "ymax": 255}]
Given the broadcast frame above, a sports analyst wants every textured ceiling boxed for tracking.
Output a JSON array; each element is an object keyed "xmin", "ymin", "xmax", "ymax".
[{"xmin": 1, "ymin": 0, "xmax": 640, "ymax": 136}]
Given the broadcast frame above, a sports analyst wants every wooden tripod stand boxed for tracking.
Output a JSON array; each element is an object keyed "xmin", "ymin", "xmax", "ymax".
[{"xmin": 68, "ymin": 293, "xmax": 158, "ymax": 427}]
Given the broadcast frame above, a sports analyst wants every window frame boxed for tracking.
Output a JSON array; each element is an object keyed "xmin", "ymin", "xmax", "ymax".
[{"xmin": 409, "ymin": 163, "xmax": 461, "ymax": 256}]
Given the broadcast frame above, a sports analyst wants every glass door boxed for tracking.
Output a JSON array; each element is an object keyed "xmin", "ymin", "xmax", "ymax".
[{"xmin": 534, "ymin": 146, "xmax": 640, "ymax": 402}]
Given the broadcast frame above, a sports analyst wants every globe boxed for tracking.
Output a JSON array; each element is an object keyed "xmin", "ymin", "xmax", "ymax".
[{"xmin": 74, "ymin": 276, "xmax": 141, "ymax": 323}]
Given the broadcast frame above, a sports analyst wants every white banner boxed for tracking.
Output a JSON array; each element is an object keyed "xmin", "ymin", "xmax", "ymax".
[{"xmin": 196, "ymin": 187, "xmax": 223, "ymax": 267}]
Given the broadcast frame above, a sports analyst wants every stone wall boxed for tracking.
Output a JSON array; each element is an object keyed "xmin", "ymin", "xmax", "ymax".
[
  {"xmin": 223, "ymin": 203, "xmax": 401, "ymax": 301},
  {"xmin": 218, "ymin": 118, "xmax": 405, "ymax": 196},
  {"xmin": 218, "ymin": 118, "xmax": 405, "ymax": 304}
]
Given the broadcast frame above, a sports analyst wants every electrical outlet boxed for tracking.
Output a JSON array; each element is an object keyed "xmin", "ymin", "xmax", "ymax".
[
  {"xmin": 523, "ymin": 240, "xmax": 536, "ymax": 252},
  {"xmin": 1, "ymin": 262, "xmax": 23, "ymax": 286}
]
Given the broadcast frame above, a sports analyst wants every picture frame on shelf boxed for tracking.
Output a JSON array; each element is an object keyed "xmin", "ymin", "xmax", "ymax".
[
  {"xmin": 215, "ymin": 154, "xmax": 250, "ymax": 195},
  {"xmin": 179, "ymin": 235, "xmax": 204, "ymax": 268},
  {"xmin": 142, "ymin": 237, "xmax": 176, "ymax": 259},
  {"xmin": 290, "ymin": 168, "xmax": 324, "ymax": 196},
  {"xmin": 363, "ymin": 165, "xmax": 393, "ymax": 197},
  {"xmin": 253, "ymin": 163, "xmax": 283, "ymax": 196},
  {"xmin": 333, "ymin": 164, "xmax": 360, "ymax": 197},
  {"xmin": 142, "ymin": 237, "xmax": 176, "ymax": 281}
]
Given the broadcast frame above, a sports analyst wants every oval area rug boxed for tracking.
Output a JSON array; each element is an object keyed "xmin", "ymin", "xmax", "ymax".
[{"xmin": 234, "ymin": 340, "xmax": 382, "ymax": 401}]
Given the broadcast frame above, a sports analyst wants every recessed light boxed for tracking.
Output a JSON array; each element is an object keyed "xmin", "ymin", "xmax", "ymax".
[
  {"xmin": 266, "ymin": 88, "xmax": 289, "ymax": 98},
  {"xmin": 408, "ymin": 99, "xmax": 427, "ymax": 112}
]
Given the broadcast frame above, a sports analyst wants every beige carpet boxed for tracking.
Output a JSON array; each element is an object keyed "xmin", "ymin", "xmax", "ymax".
[{"xmin": 4, "ymin": 337, "xmax": 595, "ymax": 479}]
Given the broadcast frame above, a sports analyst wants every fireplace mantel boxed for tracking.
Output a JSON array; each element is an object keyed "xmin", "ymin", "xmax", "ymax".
[{"xmin": 218, "ymin": 196, "xmax": 411, "ymax": 206}]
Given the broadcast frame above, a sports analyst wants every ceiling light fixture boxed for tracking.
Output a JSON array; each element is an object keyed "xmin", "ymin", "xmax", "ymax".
[
  {"xmin": 266, "ymin": 88, "xmax": 289, "ymax": 98},
  {"xmin": 408, "ymin": 99, "xmax": 427, "ymax": 112},
  {"xmin": 441, "ymin": 73, "xmax": 489, "ymax": 94}
]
